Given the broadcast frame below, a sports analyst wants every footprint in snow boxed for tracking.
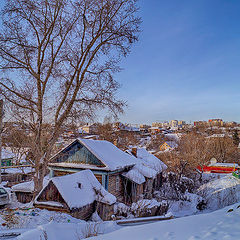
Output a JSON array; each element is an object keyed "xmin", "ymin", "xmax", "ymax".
[{"xmin": 164, "ymin": 231, "xmax": 175, "ymax": 239}]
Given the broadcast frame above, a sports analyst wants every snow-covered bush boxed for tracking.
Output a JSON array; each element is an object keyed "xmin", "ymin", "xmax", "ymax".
[
  {"xmin": 156, "ymin": 172, "xmax": 195, "ymax": 201},
  {"xmin": 114, "ymin": 203, "xmax": 130, "ymax": 218},
  {"xmin": 131, "ymin": 199, "xmax": 168, "ymax": 217}
]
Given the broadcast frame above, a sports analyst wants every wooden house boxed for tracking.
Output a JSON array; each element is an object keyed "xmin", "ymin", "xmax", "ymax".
[
  {"xmin": 48, "ymin": 138, "xmax": 138, "ymax": 202},
  {"xmin": 159, "ymin": 141, "xmax": 178, "ymax": 151},
  {"xmin": 34, "ymin": 170, "xmax": 116, "ymax": 220},
  {"xmin": 48, "ymin": 139, "xmax": 167, "ymax": 205},
  {"xmin": 80, "ymin": 123, "xmax": 98, "ymax": 134}
]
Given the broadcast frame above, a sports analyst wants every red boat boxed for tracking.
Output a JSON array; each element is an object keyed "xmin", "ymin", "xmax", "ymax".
[{"xmin": 197, "ymin": 163, "xmax": 240, "ymax": 174}]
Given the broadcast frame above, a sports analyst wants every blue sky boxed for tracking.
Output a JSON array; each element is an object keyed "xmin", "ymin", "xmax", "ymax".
[
  {"xmin": 115, "ymin": 0, "xmax": 240, "ymax": 124},
  {"xmin": 1, "ymin": 1, "xmax": 240, "ymax": 124}
]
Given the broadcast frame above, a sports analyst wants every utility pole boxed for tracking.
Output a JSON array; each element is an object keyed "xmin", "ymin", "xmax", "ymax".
[{"xmin": 0, "ymin": 100, "xmax": 3, "ymax": 184}]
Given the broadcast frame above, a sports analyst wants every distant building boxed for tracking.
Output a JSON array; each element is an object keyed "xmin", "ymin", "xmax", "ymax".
[
  {"xmin": 168, "ymin": 120, "xmax": 186, "ymax": 129},
  {"xmin": 149, "ymin": 126, "xmax": 164, "ymax": 134},
  {"xmin": 208, "ymin": 119, "xmax": 224, "ymax": 127},
  {"xmin": 159, "ymin": 141, "xmax": 178, "ymax": 151},
  {"xmin": 1, "ymin": 148, "xmax": 15, "ymax": 166},
  {"xmin": 139, "ymin": 124, "xmax": 151, "ymax": 133},
  {"xmin": 177, "ymin": 120, "xmax": 186, "ymax": 128},
  {"xmin": 169, "ymin": 120, "xmax": 178, "ymax": 128},
  {"xmin": 152, "ymin": 122, "xmax": 163, "ymax": 128},
  {"xmin": 194, "ymin": 121, "xmax": 208, "ymax": 127},
  {"xmin": 80, "ymin": 123, "xmax": 98, "ymax": 134},
  {"xmin": 113, "ymin": 122, "xmax": 140, "ymax": 132}
]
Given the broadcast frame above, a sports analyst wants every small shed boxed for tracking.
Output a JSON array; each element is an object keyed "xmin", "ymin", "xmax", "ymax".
[
  {"xmin": 34, "ymin": 170, "xmax": 116, "ymax": 220},
  {"xmin": 11, "ymin": 181, "xmax": 34, "ymax": 203},
  {"xmin": 12, "ymin": 177, "xmax": 48, "ymax": 203}
]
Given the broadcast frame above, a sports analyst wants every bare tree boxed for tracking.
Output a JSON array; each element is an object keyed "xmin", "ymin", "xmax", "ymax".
[
  {"xmin": 0, "ymin": 0, "xmax": 141, "ymax": 194},
  {"xmin": 3, "ymin": 123, "xmax": 30, "ymax": 164},
  {"xmin": 206, "ymin": 136, "xmax": 239, "ymax": 163}
]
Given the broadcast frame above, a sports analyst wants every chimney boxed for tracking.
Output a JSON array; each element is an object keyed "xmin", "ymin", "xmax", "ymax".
[{"xmin": 131, "ymin": 147, "xmax": 137, "ymax": 157}]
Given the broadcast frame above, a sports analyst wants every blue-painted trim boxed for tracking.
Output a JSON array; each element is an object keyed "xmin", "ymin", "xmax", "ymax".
[{"xmin": 105, "ymin": 175, "xmax": 109, "ymax": 191}]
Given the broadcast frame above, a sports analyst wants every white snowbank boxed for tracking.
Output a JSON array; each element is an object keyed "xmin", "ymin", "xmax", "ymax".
[
  {"xmin": 17, "ymin": 220, "xmax": 121, "ymax": 240},
  {"xmin": 88, "ymin": 202, "xmax": 240, "ymax": 240},
  {"xmin": 168, "ymin": 192, "xmax": 203, "ymax": 217},
  {"xmin": 34, "ymin": 201, "xmax": 64, "ymax": 208},
  {"xmin": 208, "ymin": 162, "xmax": 239, "ymax": 167},
  {"xmin": 114, "ymin": 203, "xmax": 130, "ymax": 215},
  {"xmin": 198, "ymin": 174, "xmax": 240, "ymax": 210}
]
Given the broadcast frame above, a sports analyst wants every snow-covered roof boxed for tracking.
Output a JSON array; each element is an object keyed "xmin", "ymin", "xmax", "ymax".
[
  {"xmin": 208, "ymin": 162, "xmax": 239, "ymax": 168},
  {"xmin": 165, "ymin": 133, "xmax": 181, "ymax": 142},
  {"xmin": 2, "ymin": 148, "xmax": 15, "ymax": 159},
  {"xmin": 122, "ymin": 168, "xmax": 146, "ymax": 184},
  {"xmin": 12, "ymin": 177, "xmax": 49, "ymax": 193},
  {"xmin": 136, "ymin": 148, "xmax": 167, "ymax": 173},
  {"xmin": 122, "ymin": 148, "xmax": 167, "ymax": 184},
  {"xmin": 36, "ymin": 170, "xmax": 116, "ymax": 209},
  {"xmin": 50, "ymin": 139, "xmax": 137, "ymax": 172},
  {"xmin": 1, "ymin": 166, "xmax": 33, "ymax": 174},
  {"xmin": 79, "ymin": 139, "xmax": 137, "ymax": 171}
]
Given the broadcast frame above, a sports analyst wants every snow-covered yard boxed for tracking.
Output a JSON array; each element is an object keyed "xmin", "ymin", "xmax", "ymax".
[
  {"xmin": 13, "ymin": 202, "xmax": 240, "ymax": 240},
  {"xmin": 0, "ymin": 206, "xmax": 121, "ymax": 239},
  {"xmin": 1, "ymin": 173, "xmax": 240, "ymax": 239}
]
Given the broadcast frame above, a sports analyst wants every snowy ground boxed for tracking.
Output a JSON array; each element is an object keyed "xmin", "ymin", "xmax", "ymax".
[
  {"xmin": 15, "ymin": 202, "xmax": 240, "ymax": 240},
  {"xmin": 88, "ymin": 202, "xmax": 240, "ymax": 240},
  {"xmin": 1, "ymin": 173, "xmax": 240, "ymax": 239},
  {"xmin": 0, "ymin": 206, "xmax": 121, "ymax": 240}
]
